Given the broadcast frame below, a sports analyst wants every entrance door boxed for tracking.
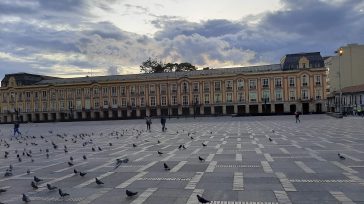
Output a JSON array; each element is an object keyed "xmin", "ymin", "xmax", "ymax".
[
  {"xmin": 316, "ymin": 103, "xmax": 322, "ymax": 113},
  {"xmin": 290, "ymin": 104, "xmax": 296, "ymax": 113},
  {"xmin": 302, "ymin": 103, "xmax": 309, "ymax": 114}
]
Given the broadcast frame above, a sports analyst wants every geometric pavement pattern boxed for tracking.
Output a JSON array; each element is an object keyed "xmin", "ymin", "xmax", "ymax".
[{"xmin": 0, "ymin": 115, "xmax": 364, "ymax": 204}]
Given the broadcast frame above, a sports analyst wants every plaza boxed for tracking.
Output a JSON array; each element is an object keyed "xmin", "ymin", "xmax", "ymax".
[{"xmin": 1, "ymin": 115, "xmax": 364, "ymax": 204}]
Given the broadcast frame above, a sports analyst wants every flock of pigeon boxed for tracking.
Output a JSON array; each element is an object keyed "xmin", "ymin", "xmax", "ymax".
[
  {"xmin": 0, "ymin": 127, "xmax": 348, "ymax": 204},
  {"xmin": 0, "ymin": 127, "xmax": 217, "ymax": 203}
]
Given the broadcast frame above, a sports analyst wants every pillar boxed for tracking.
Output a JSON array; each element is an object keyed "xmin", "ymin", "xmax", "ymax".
[
  {"xmin": 222, "ymin": 106, "xmax": 227, "ymax": 115},
  {"xmin": 258, "ymin": 104, "xmax": 263, "ymax": 113},
  {"xmin": 117, "ymin": 109, "xmax": 122, "ymax": 118},
  {"xmin": 136, "ymin": 109, "xmax": 141, "ymax": 117},
  {"xmin": 157, "ymin": 107, "xmax": 161, "ymax": 116},
  {"xmin": 73, "ymin": 111, "xmax": 78, "ymax": 120},
  {"xmin": 56, "ymin": 112, "xmax": 61, "ymax": 121},
  {"xmin": 200, "ymin": 105, "xmax": 205, "ymax": 115},
  {"xmin": 309, "ymin": 102, "xmax": 315, "ymax": 113},
  {"xmin": 211, "ymin": 106, "xmax": 215, "ymax": 114},
  {"xmin": 271, "ymin": 103, "xmax": 275, "ymax": 113},
  {"xmin": 284, "ymin": 103, "xmax": 290, "ymax": 113},
  {"xmin": 245, "ymin": 105, "xmax": 249, "ymax": 114},
  {"xmin": 108, "ymin": 110, "xmax": 113, "ymax": 118},
  {"xmin": 146, "ymin": 108, "xmax": 150, "ymax": 117},
  {"xmin": 178, "ymin": 106, "xmax": 182, "ymax": 115},
  {"xmin": 189, "ymin": 107, "xmax": 194, "ymax": 115},
  {"xmin": 91, "ymin": 111, "xmax": 95, "ymax": 119}
]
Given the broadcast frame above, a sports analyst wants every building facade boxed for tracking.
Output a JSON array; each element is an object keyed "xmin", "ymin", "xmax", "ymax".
[
  {"xmin": 325, "ymin": 43, "xmax": 364, "ymax": 112},
  {"xmin": 0, "ymin": 52, "xmax": 327, "ymax": 123}
]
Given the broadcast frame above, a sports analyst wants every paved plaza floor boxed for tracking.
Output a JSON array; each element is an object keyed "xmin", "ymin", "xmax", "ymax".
[{"xmin": 0, "ymin": 115, "xmax": 364, "ymax": 204}]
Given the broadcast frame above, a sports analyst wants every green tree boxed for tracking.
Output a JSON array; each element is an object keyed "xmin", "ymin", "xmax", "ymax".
[{"xmin": 140, "ymin": 59, "xmax": 197, "ymax": 73}]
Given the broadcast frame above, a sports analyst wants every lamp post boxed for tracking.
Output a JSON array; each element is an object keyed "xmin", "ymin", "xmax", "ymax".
[
  {"xmin": 261, "ymin": 97, "xmax": 268, "ymax": 115},
  {"xmin": 335, "ymin": 48, "xmax": 343, "ymax": 114},
  {"xmin": 194, "ymin": 98, "xmax": 198, "ymax": 119}
]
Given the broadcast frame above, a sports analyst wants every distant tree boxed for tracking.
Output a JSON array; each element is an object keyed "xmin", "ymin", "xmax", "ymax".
[
  {"xmin": 140, "ymin": 58, "xmax": 197, "ymax": 73},
  {"xmin": 140, "ymin": 58, "xmax": 165, "ymax": 73}
]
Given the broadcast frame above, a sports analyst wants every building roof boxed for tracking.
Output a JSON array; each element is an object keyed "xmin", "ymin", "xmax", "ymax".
[
  {"xmin": 341, "ymin": 83, "xmax": 364, "ymax": 93},
  {"xmin": 281, "ymin": 52, "xmax": 324, "ymax": 70},
  {"xmin": 1, "ymin": 73, "xmax": 59, "ymax": 87},
  {"xmin": 35, "ymin": 64, "xmax": 282, "ymax": 85}
]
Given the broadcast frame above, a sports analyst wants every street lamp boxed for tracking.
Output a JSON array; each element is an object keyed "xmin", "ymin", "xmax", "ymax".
[
  {"xmin": 193, "ymin": 98, "xmax": 198, "ymax": 119},
  {"xmin": 335, "ymin": 48, "xmax": 343, "ymax": 114},
  {"xmin": 261, "ymin": 97, "xmax": 268, "ymax": 115}
]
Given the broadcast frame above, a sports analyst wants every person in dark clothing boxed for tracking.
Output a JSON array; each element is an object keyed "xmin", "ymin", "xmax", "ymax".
[
  {"xmin": 145, "ymin": 116, "xmax": 152, "ymax": 131},
  {"xmin": 295, "ymin": 111, "xmax": 300, "ymax": 123},
  {"xmin": 160, "ymin": 116, "xmax": 166, "ymax": 132},
  {"xmin": 13, "ymin": 121, "xmax": 21, "ymax": 136}
]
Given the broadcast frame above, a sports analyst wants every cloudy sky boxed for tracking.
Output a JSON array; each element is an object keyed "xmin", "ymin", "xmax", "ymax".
[{"xmin": 0, "ymin": 0, "xmax": 363, "ymax": 81}]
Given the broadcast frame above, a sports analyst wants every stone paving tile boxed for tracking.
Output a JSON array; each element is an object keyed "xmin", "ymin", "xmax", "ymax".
[{"xmin": 1, "ymin": 115, "xmax": 364, "ymax": 203}]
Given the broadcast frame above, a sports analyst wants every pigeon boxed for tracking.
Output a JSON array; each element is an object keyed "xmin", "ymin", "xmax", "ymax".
[
  {"xmin": 58, "ymin": 189, "xmax": 70, "ymax": 197},
  {"xmin": 202, "ymin": 143, "xmax": 207, "ymax": 147},
  {"xmin": 31, "ymin": 181, "xmax": 38, "ymax": 189},
  {"xmin": 64, "ymin": 149, "xmax": 68, "ymax": 153},
  {"xmin": 34, "ymin": 176, "xmax": 43, "ymax": 183},
  {"xmin": 83, "ymin": 155, "xmax": 87, "ymax": 160},
  {"xmin": 126, "ymin": 189, "xmax": 138, "ymax": 197},
  {"xmin": 79, "ymin": 171, "xmax": 87, "ymax": 177},
  {"xmin": 338, "ymin": 153, "xmax": 346, "ymax": 160},
  {"xmin": 27, "ymin": 169, "xmax": 30, "ymax": 174},
  {"xmin": 92, "ymin": 147, "xmax": 95, "ymax": 152},
  {"xmin": 268, "ymin": 137, "xmax": 273, "ymax": 142},
  {"xmin": 68, "ymin": 161, "xmax": 73, "ymax": 166},
  {"xmin": 18, "ymin": 157, "xmax": 22, "ymax": 162},
  {"xmin": 95, "ymin": 177, "xmax": 104, "ymax": 185},
  {"xmin": 46, "ymin": 153, "xmax": 49, "ymax": 159},
  {"xmin": 158, "ymin": 151, "xmax": 164, "ymax": 156},
  {"xmin": 46, "ymin": 184, "xmax": 57, "ymax": 190},
  {"xmin": 9, "ymin": 165, "xmax": 13, "ymax": 170},
  {"xmin": 70, "ymin": 156, "xmax": 73, "ymax": 161},
  {"xmin": 98, "ymin": 147, "xmax": 102, "ymax": 151},
  {"xmin": 22, "ymin": 193, "xmax": 31, "ymax": 202},
  {"xmin": 0, "ymin": 188, "xmax": 7, "ymax": 193},
  {"xmin": 178, "ymin": 145, "xmax": 183, "ymax": 149},
  {"xmin": 4, "ymin": 170, "xmax": 13, "ymax": 177},
  {"xmin": 182, "ymin": 145, "xmax": 187, "ymax": 150},
  {"xmin": 132, "ymin": 144, "xmax": 137, "ymax": 148},
  {"xmin": 157, "ymin": 140, "xmax": 161, "ymax": 144},
  {"xmin": 198, "ymin": 156, "xmax": 205, "ymax": 162},
  {"xmin": 73, "ymin": 169, "xmax": 78, "ymax": 174},
  {"xmin": 163, "ymin": 163, "xmax": 170, "ymax": 171},
  {"xmin": 109, "ymin": 143, "xmax": 113, "ymax": 146},
  {"xmin": 197, "ymin": 195, "xmax": 210, "ymax": 203},
  {"xmin": 272, "ymin": 130, "xmax": 275, "ymax": 133}
]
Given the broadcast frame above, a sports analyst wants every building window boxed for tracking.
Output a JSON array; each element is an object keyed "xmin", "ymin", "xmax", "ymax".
[
  {"xmin": 315, "ymin": 89, "xmax": 322, "ymax": 100},
  {"xmin": 160, "ymin": 84, "xmax": 167, "ymax": 95},
  {"xmin": 76, "ymin": 100, "xmax": 82, "ymax": 110},
  {"xmin": 262, "ymin": 78, "xmax": 269, "ymax": 88},
  {"xmin": 249, "ymin": 79, "xmax": 257, "ymax": 89},
  {"xmin": 42, "ymin": 101, "xmax": 47, "ymax": 111},
  {"xmin": 171, "ymin": 84, "xmax": 177, "ymax": 93},
  {"xmin": 161, "ymin": 96, "xmax": 167, "ymax": 106},
  {"xmin": 315, "ymin": 75, "xmax": 321, "ymax": 85},
  {"xmin": 102, "ymin": 87, "xmax": 108, "ymax": 96},
  {"xmin": 289, "ymin": 90, "xmax": 296, "ymax": 101},
  {"xmin": 289, "ymin": 77, "xmax": 295, "ymax": 87},
  {"xmin": 120, "ymin": 86, "xmax": 126, "ymax": 96},
  {"xmin": 42, "ymin": 90, "xmax": 47, "ymax": 98},
  {"xmin": 149, "ymin": 84, "xmax": 156, "ymax": 94},
  {"xmin": 226, "ymin": 80, "xmax": 233, "ymax": 91},
  {"xmin": 237, "ymin": 92, "xmax": 245, "ymax": 102},
  {"xmin": 103, "ymin": 100, "xmax": 108, "ymax": 107},
  {"xmin": 193, "ymin": 95, "xmax": 199, "ymax": 104},
  {"xmin": 140, "ymin": 97, "xmax": 145, "ymax": 107},
  {"xmin": 237, "ymin": 79, "xmax": 244, "ymax": 90},
  {"xmin": 204, "ymin": 94, "xmax": 210, "ymax": 104},
  {"xmin": 130, "ymin": 85, "xmax": 136, "ymax": 95},
  {"xmin": 214, "ymin": 81, "xmax": 221, "ymax": 91},
  {"xmin": 26, "ymin": 92, "xmax": 31, "ymax": 99},
  {"xmin": 121, "ymin": 98, "xmax": 127, "ymax": 107},
  {"xmin": 214, "ymin": 93, "xmax": 221, "ymax": 103},
  {"xmin": 150, "ymin": 96, "xmax": 156, "ymax": 106},
  {"xmin": 301, "ymin": 89, "xmax": 309, "ymax": 100},
  {"xmin": 68, "ymin": 100, "xmax": 74, "ymax": 109},
  {"xmin": 275, "ymin": 78, "xmax": 282, "ymax": 88},
  {"xmin": 84, "ymin": 88, "xmax": 90, "ymax": 96},
  {"xmin": 301, "ymin": 75, "xmax": 308, "ymax": 86},
  {"xmin": 262, "ymin": 90, "xmax": 270, "ymax": 101},
  {"xmin": 76, "ymin": 89, "xmax": 81, "ymax": 96},
  {"xmin": 51, "ymin": 101, "xmax": 57, "ymax": 111},
  {"xmin": 131, "ymin": 98, "xmax": 136, "ymax": 107},
  {"xmin": 226, "ymin": 92, "xmax": 233, "ymax": 103},
  {"xmin": 182, "ymin": 95, "xmax": 189, "ymax": 106},
  {"xmin": 182, "ymin": 82, "xmax": 189, "ymax": 93},
  {"xmin": 171, "ymin": 95, "xmax": 177, "ymax": 105},
  {"xmin": 94, "ymin": 99, "xmax": 99, "ymax": 108},
  {"xmin": 111, "ymin": 87, "xmax": 117, "ymax": 96},
  {"xmin": 275, "ymin": 90, "xmax": 283, "ymax": 101},
  {"xmin": 204, "ymin": 81, "xmax": 210, "ymax": 92},
  {"xmin": 85, "ymin": 99, "xmax": 90, "ymax": 109},
  {"xmin": 93, "ymin": 87, "xmax": 100, "ymax": 95},
  {"xmin": 249, "ymin": 92, "xmax": 257, "ymax": 102},
  {"xmin": 193, "ymin": 82, "xmax": 199, "ymax": 92},
  {"xmin": 139, "ymin": 85, "xmax": 145, "ymax": 95}
]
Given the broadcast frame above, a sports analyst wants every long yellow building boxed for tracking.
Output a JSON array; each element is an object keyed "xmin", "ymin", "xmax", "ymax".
[{"xmin": 0, "ymin": 52, "xmax": 327, "ymax": 123}]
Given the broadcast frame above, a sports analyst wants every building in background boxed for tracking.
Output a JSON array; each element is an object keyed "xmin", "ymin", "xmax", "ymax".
[
  {"xmin": 0, "ymin": 52, "xmax": 327, "ymax": 123},
  {"xmin": 326, "ymin": 43, "xmax": 364, "ymax": 113}
]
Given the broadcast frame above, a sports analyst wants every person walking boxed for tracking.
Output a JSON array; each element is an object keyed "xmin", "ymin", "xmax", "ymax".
[
  {"xmin": 145, "ymin": 116, "xmax": 152, "ymax": 131},
  {"xmin": 295, "ymin": 111, "xmax": 300, "ymax": 123},
  {"xmin": 13, "ymin": 121, "xmax": 21, "ymax": 136},
  {"xmin": 160, "ymin": 116, "xmax": 166, "ymax": 132}
]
